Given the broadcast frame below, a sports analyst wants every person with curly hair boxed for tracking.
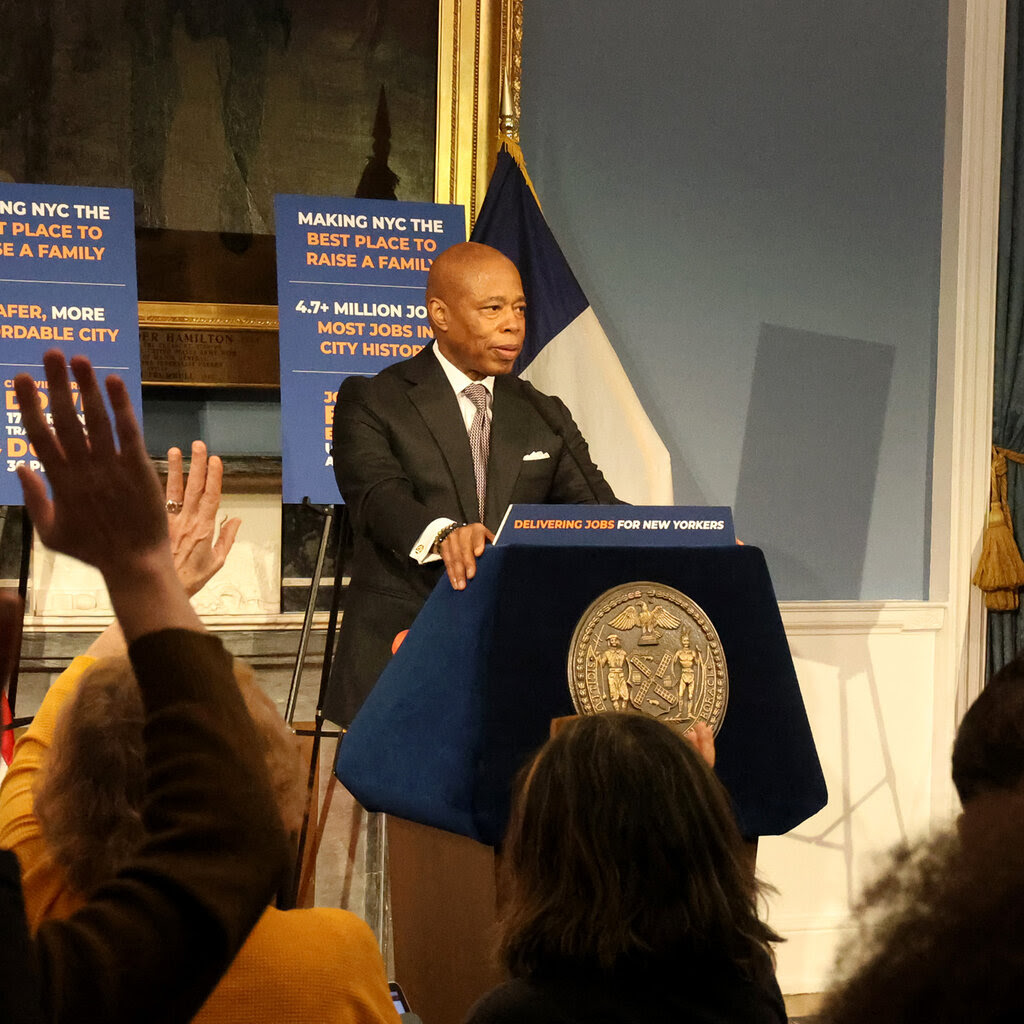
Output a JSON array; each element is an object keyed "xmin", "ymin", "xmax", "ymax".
[
  {"xmin": 820, "ymin": 654, "xmax": 1024, "ymax": 1024},
  {"xmin": 818, "ymin": 797, "xmax": 1024, "ymax": 1024}
]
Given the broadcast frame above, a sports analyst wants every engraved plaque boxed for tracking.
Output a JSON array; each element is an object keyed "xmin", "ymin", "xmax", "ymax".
[
  {"xmin": 568, "ymin": 581, "xmax": 728, "ymax": 735},
  {"xmin": 139, "ymin": 302, "xmax": 279, "ymax": 387}
]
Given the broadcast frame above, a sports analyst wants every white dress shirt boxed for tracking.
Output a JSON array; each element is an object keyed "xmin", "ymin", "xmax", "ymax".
[{"xmin": 410, "ymin": 344, "xmax": 494, "ymax": 563}]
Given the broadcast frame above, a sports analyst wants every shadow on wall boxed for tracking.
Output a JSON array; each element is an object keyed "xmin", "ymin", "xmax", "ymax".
[{"xmin": 734, "ymin": 324, "xmax": 894, "ymax": 600}]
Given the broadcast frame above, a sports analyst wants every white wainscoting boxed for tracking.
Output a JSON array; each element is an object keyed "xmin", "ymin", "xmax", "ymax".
[
  {"xmin": 27, "ymin": 493, "xmax": 283, "ymax": 625},
  {"xmin": 762, "ymin": 599, "xmax": 947, "ymax": 995}
]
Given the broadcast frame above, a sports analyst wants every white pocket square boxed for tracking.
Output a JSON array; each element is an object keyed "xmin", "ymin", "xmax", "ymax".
[{"xmin": 522, "ymin": 450, "xmax": 550, "ymax": 461}]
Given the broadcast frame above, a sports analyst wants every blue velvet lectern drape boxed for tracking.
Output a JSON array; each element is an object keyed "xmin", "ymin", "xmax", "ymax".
[{"xmin": 335, "ymin": 543, "xmax": 826, "ymax": 845}]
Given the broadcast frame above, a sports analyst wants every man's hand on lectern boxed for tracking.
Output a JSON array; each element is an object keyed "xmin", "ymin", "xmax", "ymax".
[{"xmin": 439, "ymin": 523, "xmax": 494, "ymax": 591}]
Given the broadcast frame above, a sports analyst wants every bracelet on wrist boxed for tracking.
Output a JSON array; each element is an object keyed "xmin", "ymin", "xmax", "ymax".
[{"xmin": 432, "ymin": 522, "xmax": 463, "ymax": 554}]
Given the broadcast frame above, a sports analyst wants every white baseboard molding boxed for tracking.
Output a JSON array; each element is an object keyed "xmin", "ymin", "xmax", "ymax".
[
  {"xmin": 778, "ymin": 600, "xmax": 945, "ymax": 635},
  {"xmin": 22, "ymin": 611, "xmax": 334, "ymax": 632}
]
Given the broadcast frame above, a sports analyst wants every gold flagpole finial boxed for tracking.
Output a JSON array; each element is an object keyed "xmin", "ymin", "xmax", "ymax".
[
  {"xmin": 499, "ymin": 73, "xmax": 517, "ymax": 141},
  {"xmin": 498, "ymin": 0, "xmax": 522, "ymax": 143}
]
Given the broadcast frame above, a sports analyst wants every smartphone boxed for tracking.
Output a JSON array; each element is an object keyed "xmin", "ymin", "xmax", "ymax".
[{"xmin": 389, "ymin": 981, "xmax": 410, "ymax": 1015}]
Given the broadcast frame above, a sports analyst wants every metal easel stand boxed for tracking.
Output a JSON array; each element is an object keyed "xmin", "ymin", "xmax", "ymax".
[
  {"xmin": 278, "ymin": 499, "xmax": 340, "ymax": 907},
  {"xmin": 2, "ymin": 506, "xmax": 33, "ymax": 731},
  {"xmin": 279, "ymin": 500, "xmax": 388, "ymax": 952}
]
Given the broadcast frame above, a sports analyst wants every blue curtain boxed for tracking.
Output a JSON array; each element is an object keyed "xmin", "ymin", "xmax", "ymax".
[{"xmin": 989, "ymin": 0, "xmax": 1024, "ymax": 673}]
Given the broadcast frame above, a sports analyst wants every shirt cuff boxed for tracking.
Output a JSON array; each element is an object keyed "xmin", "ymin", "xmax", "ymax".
[{"xmin": 411, "ymin": 518, "xmax": 456, "ymax": 564}]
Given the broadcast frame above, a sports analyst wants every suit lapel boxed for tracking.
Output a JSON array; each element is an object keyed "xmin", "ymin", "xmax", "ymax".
[
  {"xmin": 404, "ymin": 350, "xmax": 479, "ymax": 524},
  {"xmin": 485, "ymin": 377, "xmax": 531, "ymax": 529}
]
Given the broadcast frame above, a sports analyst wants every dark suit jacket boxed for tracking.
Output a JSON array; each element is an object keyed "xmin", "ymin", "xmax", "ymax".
[{"xmin": 324, "ymin": 345, "xmax": 616, "ymax": 725}]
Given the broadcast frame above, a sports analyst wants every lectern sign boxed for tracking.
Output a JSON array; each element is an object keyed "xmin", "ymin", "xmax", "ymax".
[
  {"xmin": 494, "ymin": 504, "xmax": 735, "ymax": 547},
  {"xmin": 568, "ymin": 581, "xmax": 729, "ymax": 735}
]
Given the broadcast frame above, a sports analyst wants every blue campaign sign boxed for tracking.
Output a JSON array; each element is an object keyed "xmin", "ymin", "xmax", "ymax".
[
  {"xmin": 493, "ymin": 505, "xmax": 736, "ymax": 547},
  {"xmin": 274, "ymin": 194, "xmax": 466, "ymax": 503},
  {"xmin": 0, "ymin": 183, "xmax": 142, "ymax": 504}
]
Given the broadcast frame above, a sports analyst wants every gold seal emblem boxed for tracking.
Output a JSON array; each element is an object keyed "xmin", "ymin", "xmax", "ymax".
[{"xmin": 567, "ymin": 582, "xmax": 728, "ymax": 734}]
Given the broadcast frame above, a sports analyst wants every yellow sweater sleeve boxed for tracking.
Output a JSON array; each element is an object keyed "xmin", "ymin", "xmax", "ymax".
[
  {"xmin": 193, "ymin": 907, "xmax": 402, "ymax": 1024},
  {"xmin": 0, "ymin": 655, "xmax": 95, "ymax": 930}
]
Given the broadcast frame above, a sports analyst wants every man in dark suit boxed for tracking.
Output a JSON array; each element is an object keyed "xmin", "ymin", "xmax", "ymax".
[{"xmin": 323, "ymin": 241, "xmax": 617, "ymax": 726}]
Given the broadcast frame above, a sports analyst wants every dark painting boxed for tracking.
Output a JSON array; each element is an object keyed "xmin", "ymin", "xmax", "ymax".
[{"xmin": 0, "ymin": 0, "xmax": 439, "ymax": 231}]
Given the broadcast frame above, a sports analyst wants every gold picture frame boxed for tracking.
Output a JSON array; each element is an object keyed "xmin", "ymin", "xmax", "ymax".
[
  {"xmin": 139, "ymin": 302, "xmax": 280, "ymax": 388},
  {"xmin": 435, "ymin": 0, "xmax": 522, "ymax": 224}
]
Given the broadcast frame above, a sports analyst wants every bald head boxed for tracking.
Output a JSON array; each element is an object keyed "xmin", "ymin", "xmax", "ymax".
[
  {"xmin": 426, "ymin": 242, "xmax": 526, "ymax": 380},
  {"xmin": 426, "ymin": 242, "xmax": 518, "ymax": 303}
]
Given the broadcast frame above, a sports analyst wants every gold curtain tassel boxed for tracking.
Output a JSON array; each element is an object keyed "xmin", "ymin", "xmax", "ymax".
[
  {"xmin": 973, "ymin": 447, "xmax": 1024, "ymax": 609},
  {"xmin": 985, "ymin": 588, "xmax": 1021, "ymax": 611}
]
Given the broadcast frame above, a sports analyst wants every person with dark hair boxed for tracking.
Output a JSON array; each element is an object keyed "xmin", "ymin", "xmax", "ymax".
[
  {"xmin": 0, "ymin": 351, "xmax": 290, "ymax": 1023},
  {"xmin": 951, "ymin": 653, "xmax": 1024, "ymax": 806},
  {"xmin": 465, "ymin": 712, "xmax": 786, "ymax": 1024}
]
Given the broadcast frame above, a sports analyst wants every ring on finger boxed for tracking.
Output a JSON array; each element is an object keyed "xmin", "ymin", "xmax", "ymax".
[{"xmin": 165, "ymin": 500, "xmax": 183, "ymax": 515}]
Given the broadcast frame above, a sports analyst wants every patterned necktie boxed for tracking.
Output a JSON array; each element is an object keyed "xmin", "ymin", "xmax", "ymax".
[{"xmin": 463, "ymin": 382, "xmax": 490, "ymax": 522}]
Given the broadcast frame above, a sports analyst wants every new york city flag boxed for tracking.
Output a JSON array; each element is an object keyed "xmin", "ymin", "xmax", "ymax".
[{"xmin": 470, "ymin": 141, "xmax": 673, "ymax": 504}]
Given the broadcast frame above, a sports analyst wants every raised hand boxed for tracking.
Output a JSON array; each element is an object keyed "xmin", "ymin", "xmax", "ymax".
[
  {"xmin": 165, "ymin": 442, "xmax": 242, "ymax": 597},
  {"xmin": 15, "ymin": 351, "xmax": 199, "ymax": 641},
  {"xmin": 14, "ymin": 351, "xmax": 167, "ymax": 578}
]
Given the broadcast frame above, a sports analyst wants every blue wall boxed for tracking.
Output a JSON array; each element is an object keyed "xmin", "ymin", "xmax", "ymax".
[{"xmin": 520, "ymin": 1, "xmax": 947, "ymax": 599}]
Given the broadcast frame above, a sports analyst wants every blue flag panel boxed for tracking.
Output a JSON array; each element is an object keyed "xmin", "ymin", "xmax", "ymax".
[{"xmin": 470, "ymin": 148, "xmax": 588, "ymax": 369}]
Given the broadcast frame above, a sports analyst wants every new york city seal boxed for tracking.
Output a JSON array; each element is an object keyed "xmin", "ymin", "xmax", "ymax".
[{"xmin": 567, "ymin": 582, "xmax": 728, "ymax": 734}]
